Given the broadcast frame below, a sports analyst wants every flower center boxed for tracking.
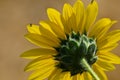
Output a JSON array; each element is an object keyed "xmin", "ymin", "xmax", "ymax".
[{"xmin": 55, "ymin": 31, "xmax": 98, "ymax": 76}]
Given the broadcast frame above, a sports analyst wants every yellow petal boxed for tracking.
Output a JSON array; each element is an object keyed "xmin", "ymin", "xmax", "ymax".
[
  {"xmin": 89, "ymin": 18, "xmax": 111, "ymax": 37},
  {"xmin": 98, "ymin": 52, "xmax": 120, "ymax": 64},
  {"xmin": 52, "ymin": 72, "xmax": 65, "ymax": 80},
  {"xmin": 39, "ymin": 21, "xmax": 56, "ymax": 36},
  {"xmin": 25, "ymin": 33, "xmax": 60, "ymax": 48},
  {"xmin": 49, "ymin": 70, "xmax": 71, "ymax": 80},
  {"xmin": 71, "ymin": 74, "xmax": 77, "ymax": 80},
  {"xmin": 64, "ymin": 72, "xmax": 71, "ymax": 80},
  {"xmin": 39, "ymin": 24, "xmax": 60, "ymax": 43},
  {"xmin": 95, "ymin": 58, "xmax": 115, "ymax": 71},
  {"xmin": 97, "ymin": 30, "xmax": 120, "ymax": 49},
  {"xmin": 73, "ymin": 0, "xmax": 85, "ymax": 32},
  {"xmin": 93, "ymin": 65, "xmax": 108, "ymax": 80},
  {"xmin": 21, "ymin": 48, "xmax": 57, "ymax": 59},
  {"xmin": 28, "ymin": 64, "xmax": 55, "ymax": 80},
  {"xmin": 84, "ymin": 1, "xmax": 98, "ymax": 33},
  {"xmin": 83, "ymin": 72, "xmax": 92, "ymax": 80},
  {"xmin": 24, "ymin": 57, "xmax": 55, "ymax": 72},
  {"xmin": 59, "ymin": 72, "xmax": 69, "ymax": 80},
  {"xmin": 97, "ymin": 20, "xmax": 116, "ymax": 40},
  {"xmin": 63, "ymin": 3, "xmax": 73, "ymax": 20},
  {"xmin": 98, "ymin": 43, "xmax": 118, "ymax": 53},
  {"xmin": 24, "ymin": 56, "xmax": 51, "ymax": 70},
  {"xmin": 25, "ymin": 34, "xmax": 50, "ymax": 48},
  {"xmin": 40, "ymin": 21, "xmax": 66, "ymax": 39},
  {"xmin": 89, "ymin": 18, "xmax": 116, "ymax": 40},
  {"xmin": 79, "ymin": 73, "xmax": 84, "ymax": 80},
  {"xmin": 104, "ymin": 30, "xmax": 120, "ymax": 43},
  {"xmin": 72, "ymin": 73, "xmax": 84, "ymax": 80},
  {"xmin": 62, "ymin": 3, "xmax": 76, "ymax": 33},
  {"xmin": 27, "ymin": 24, "xmax": 41, "ymax": 34},
  {"xmin": 47, "ymin": 8, "xmax": 64, "ymax": 31},
  {"xmin": 48, "ymin": 68, "xmax": 62, "ymax": 80}
]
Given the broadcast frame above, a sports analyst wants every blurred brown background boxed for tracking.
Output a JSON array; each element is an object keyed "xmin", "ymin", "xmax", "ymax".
[{"xmin": 0, "ymin": 0, "xmax": 120, "ymax": 80}]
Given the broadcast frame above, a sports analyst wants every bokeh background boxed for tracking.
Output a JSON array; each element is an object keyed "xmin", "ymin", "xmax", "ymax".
[{"xmin": 0, "ymin": 0, "xmax": 120, "ymax": 80}]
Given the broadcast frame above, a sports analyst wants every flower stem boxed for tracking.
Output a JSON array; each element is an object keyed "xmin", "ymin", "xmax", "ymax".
[{"xmin": 81, "ymin": 58, "xmax": 100, "ymax": 80}]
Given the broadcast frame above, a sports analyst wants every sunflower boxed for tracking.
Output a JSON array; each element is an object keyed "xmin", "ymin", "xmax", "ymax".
[{"xmin": 21, "ymin": 0, "xmax": 120, "ymax": 80}]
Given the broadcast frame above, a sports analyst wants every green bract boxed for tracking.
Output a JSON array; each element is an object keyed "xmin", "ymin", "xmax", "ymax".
[{"xmin": 55, "ymin": 32, "xmax": 98, "ymax": 75}]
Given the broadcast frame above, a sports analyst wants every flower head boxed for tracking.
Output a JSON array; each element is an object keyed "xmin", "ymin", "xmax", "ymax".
[{"xmin": 21, "ymin": 0, "xmax": 120, "ymax": 80}]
